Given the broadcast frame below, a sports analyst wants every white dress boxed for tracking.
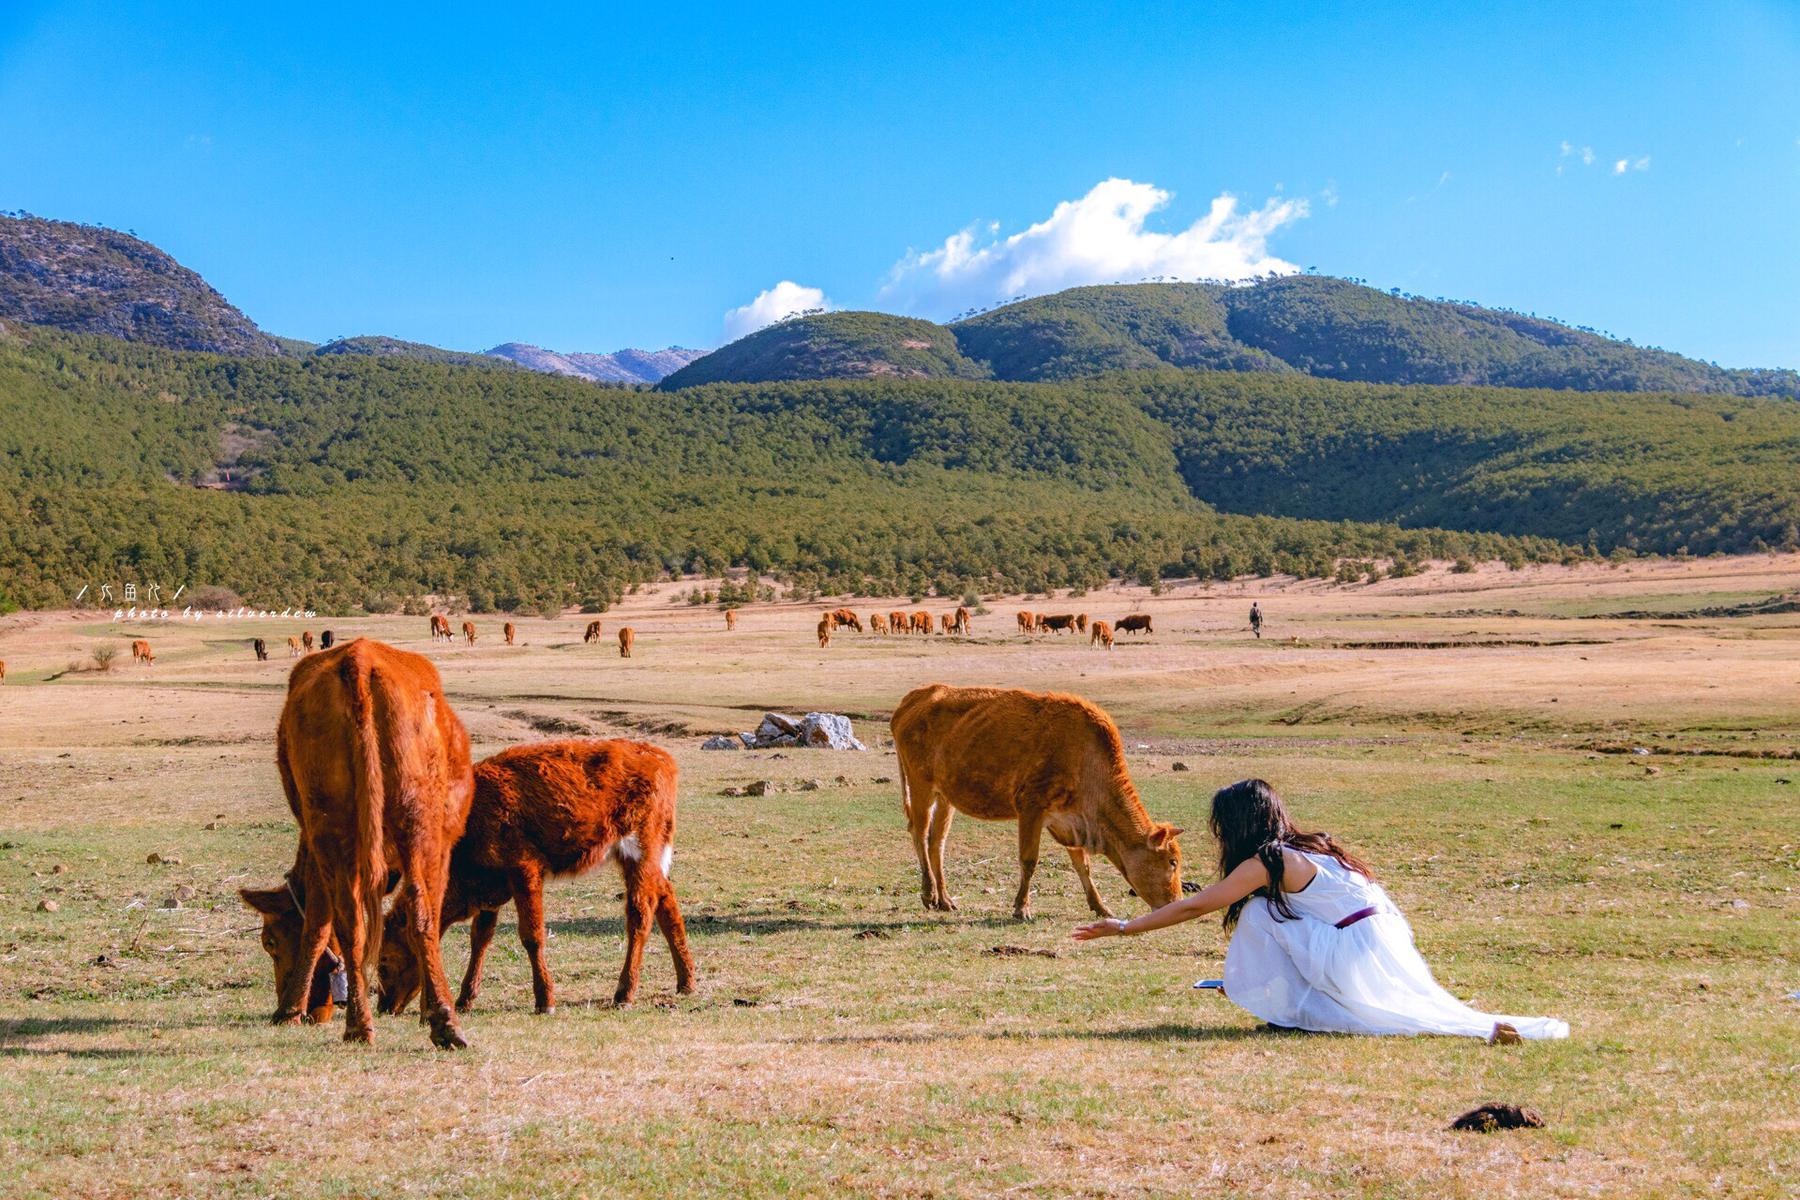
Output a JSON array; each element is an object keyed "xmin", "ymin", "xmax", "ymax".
[{"xmin": 1221, "ymin": 850, "xmax": 1570, "ymax": 1040}]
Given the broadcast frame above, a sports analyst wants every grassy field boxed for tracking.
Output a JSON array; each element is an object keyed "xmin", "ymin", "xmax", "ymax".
[{"xmin": 1, "ymin": 555, "xmax": 1797, "ymax": 1198}]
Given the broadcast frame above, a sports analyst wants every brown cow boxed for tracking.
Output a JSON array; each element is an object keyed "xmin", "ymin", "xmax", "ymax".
[
  {"xmin": 429, "ymin": 615, "xmax": 452, "ymax": 642},
  {"xmin": 1090, "ymin": 620, "xmax": 1114, "ymax": 649},
  {"xmin": 301, "ymin": 631, "xmax": 314, "ymax": 653},
  {"xmin": 378, "ymin": 740, "xmax": 695, "ymax": 1014},
  {"xmin": 869, "ymin": 613, "xmax": 888, "ymax": 635},
  {"xmin": 889, "ymin": 610, "xmax": 908, "ymax": 636},
  {"xmin": 830, "ymin": 608, "xmax": 863, "ymax": 633},
  {"xmin": 725, "ymin": 609, "xmax": 737, "ymax": 631},
  {"xmin": 1115, "ymin": 614, "xmax": 1153, "ymax": 635},
  {"xmin": 954, "ymin": 606, "xmax": 971, "ymax": 635},
  {"xmin": 239, "ymin": 640, "xmax": 475, "ymax": 1048},
  {"xmin": 0, "ymin": 660, "xmax": 6, "ymax": 684},
  {"xmin": 910, "ymin": 611, "xmax": 931, "ymax": 635},
  {"xmin": 891, "ymin": 684, "xmax": 1184, "ymax": 921},
  {"xmin": 617, "ymin": 627, "xmax": 635, "ymax": 658},
  {"xmin": 1039, "ymin": 614, "xmax": 1076, "ymax": 634},
  {"xmin": 583, "ymin": 619, "xmax": 603, "ymax": 644},
  {"xmin": 461, "ymin": 621, "xmax": 476, "ymax": 646},
  {"xmin": 252, "ymin": 638, "xmax": 269, "ymax": 662},
  {"xmin": 817, "ymin": 617, "xmax": 832, "ymax": 648},
  {"xmin": 939, "ymin": 614, "xmax": 954, "ymax": 634},
  {"xmin": 131, "ymin": 639, "xmax": 154, "ymax": 666},
  {"xmin": 1075, "ymin": 614, "xmax": 1088, "ymax": 633},
  {"xmin": 503, "ymin": 622, "xmax": 516, "ymax": 646},
  {"xmin": 1016, "ymin": 611, "xmax": 1036, "ymax": 635},
  {"xmin": 288, "ymin": 636, "xmax": 303, "ymax": 657}
]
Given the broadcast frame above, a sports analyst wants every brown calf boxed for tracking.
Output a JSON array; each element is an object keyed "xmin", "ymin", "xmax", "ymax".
[
  {"xmin": 830, "ymin": 608, "xmax": 863, "ymax": 632},
  {"xmin": 892, "ymin": 684, "xmax": 1184, "ymax": 921},
  {"xmin": 869, "ymin": 613, "xmax": 888, "ymax": 635},
  {"xmin": 239, "ymin": 639, "xmax": 475, "ymax": 1048},
  {"xmin": 503, "ymin": 622, "xmax": 516, "ymax": 646},
  {"xmin": 378, "ymin": 740, "xmax": 694, "ymax": 1014},
  {"xmin": 429, "ymin": 615, "xmax": 452, "ymax": 642},
  {"xmin": 583, "ymin": 619, "xmax": 603, "ymax": 644},
  {"xmin": 252, "ymin": 638, "xmax": 269, "ymax": 662},
  {"xmin": 939, "ymin": 614, "xmax": 954, "ymax": 634},
  {"xmin": 817, "ymin": 617, "xmax": 832, "ymax": 648},
  {"xmin": 889, "ymin": 610, "xmax": 908, "ymax": 636},
  {"xmin": 288, "ymin": 636, "xmax": 303, "ymax": 657},
  {"xmin": 954, "ymin": 606, "xmax": 971, "ymax": 635},
  {"xmin": 1115, "ymin": 614, "xmax": 1153, "ymax": 635},
  {"xmin": 461, "ymin": 621, "xmax": 476, "ymax": 646},
  {"xmin": 131, "ymin": 639, "xmax": 154, "ymax": 665},
  {"xmin": 725, "ymin": 610, "xmax": 737, "ymax": 631},
  {"xmin": 0, "ymin": 660, "xmax": 6, "ymax": 683},
  {"xmin": 909, "ymin": 611, "xmax": 931, "ymax": 635},
  {"xmin": 1090, "ymin": 620, "xmax": 1114, "ymax": 649},
  {"xmin": 1075, "ymin": 614, "xmax": 1088, "ymax": 633},
  {"xmin": 1016, "ymin": 611, "xmax": 1036, "ymax": 635},
  {"xmin": 617, "ymin": 627, "xmax": 635, "ymax": 658}
]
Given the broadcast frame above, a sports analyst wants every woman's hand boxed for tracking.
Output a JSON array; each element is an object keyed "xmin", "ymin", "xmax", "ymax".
[{"xmin": 1071, "ymin": 918, "xmax": 1127, "ymax": 941}]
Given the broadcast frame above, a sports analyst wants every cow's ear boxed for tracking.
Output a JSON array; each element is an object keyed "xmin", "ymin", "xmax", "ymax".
[
  {"xmin": 1149, "ymin": 824, "xmax": 1184, "ymax": 848},
  {"xmin": 239, "ymin": 885, "xmax": 295, "ymax": 916}
]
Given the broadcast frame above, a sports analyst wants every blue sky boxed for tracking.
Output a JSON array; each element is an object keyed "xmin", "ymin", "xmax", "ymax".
[{"xmin": 2, "ymin": 2, "xmax": 1796, "ymax": 365}]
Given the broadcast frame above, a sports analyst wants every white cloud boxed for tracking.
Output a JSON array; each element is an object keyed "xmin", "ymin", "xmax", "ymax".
[
  {"xmin": 1322, "ymin": 180, "xmax": 1339, "ymax": 207},
  {"xmin": 878, "ymin": 177, "xmax": 1308, "ymax": 319},
  {"xmin": 1612, "ymin": 155, "xmax": 1651, "ymax": 175},
  {"xmin": 1613, "ymin": 158, "xmax": 1629, "ymax": 175},
  {"xmin": 722, "ymin": 280, "xmax": 833, "ymax": 341},
  {"xmin": 1581, "ymin": 146, "xmax": 1596, "ymax": 166}
]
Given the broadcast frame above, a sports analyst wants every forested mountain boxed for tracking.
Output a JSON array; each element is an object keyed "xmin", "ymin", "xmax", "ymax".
[
  {"xmin": 4, "ymin": 324, "xmax": 1797, "ymax": 614},
  {"xmin": 0, "ymin": 215, "xmax": 282, "ymax": 357},
  {"xmin": 314, "ymin": 335, "xmax": 512, "ymax": 369},
  {"xmin": 485, "ymin": 342, "xmax": 704, "ymax": 383},
  {"xmin": 665, "ymin": 278, "xmax": 1799, "ymax": 397},
  {"xmin": 659, "ymin": 312, "xmax": 988, "ymax": 387}
]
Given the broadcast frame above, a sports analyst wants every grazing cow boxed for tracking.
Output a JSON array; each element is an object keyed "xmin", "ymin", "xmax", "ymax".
[
  {"xmin": 320, "ymin": 631, "xmax": 335, "ymax": 650},
  {"xmin": 1075, "ymin": 614, "xmax": 1088, "ymax": 633},
  {"xmin": 954, "ymin": 606, "xmax": 971, "ymax": 635},
  {"xmin": 461, "ymin": 621, "xmax": 476, "ymax": 646},
  {"xmin": 1090, "ymin": 620, "xmax": 1114, "ymax": 649},
  {"xmin": 889, "ymin": 610, "xmax": 908, "ymax": 636},
  {"xmin": 830, "ymin": 608, "xmax": 863, "ymax": 633},
  {"xmin": 1039, "ymin": 614, "xmax": 1076, "ymax": 634},
  {"xmin": 910, "ymin": 611, "xmax": 931, "ymax": 635},
  {"xmin": 302, "ymin": 631, "xmax": 314, "ymax": 653},
  {"xmin": 131, "ymin": 639, "xmax": 154, "ymax": 666},
  {"xmin": 288, "ymin": 636, "xmax": 303, "ymax": 658},
  {"xmin": 869, "ymin": 613, "xmax": 888, "ymax": 635},
  {"xmin": 0, "ymin": 660, "xmax": 5, "ymax": 684},
  {"xmin": 239, "ymin": 639, "xmax": 475, "ymax": 1048},
  {"xmin": 503, "ymin": 622, "xmax": 516, "ymax": 646},
  {"xmin": 725, "ymin": 610, "xmax": 737, "ymax": 631},
  {"xmin": 1016, "ymin": 611, "xmax": 1036, "ymax": 635},
  {"xmin": 816, "ymin": 617, "xmax": 832, "ymax": 648},
  {"xmin": 617, "ymin": 627, "xmax": 634, "ymax": 658},
  {"xmin": 940, "ymin": 614, "xmax": 955, "ymax": 634},
  {"xmin": 252, "ymin": 638, "xmax": 269, "ymax": 662},
  {"xmin": 583, "ymin": 619, "xmax": 603, "ymax": 644},
  {"xmin": 429, "ymin": 615, "xmax": 452, "ymax": 642},
  {"xmin": 378, "ymin": 740, "xmax": 694, "ymax": 1015},
  {"xmin": 379, "ymin": 740, "xmax": 694, "ymax": 1015},
  {"xmin": 891, "ymin": 684, "xmax": 1184, "ymax": 920},
  {"xmin": 1115, "ymin": 614, "xmax": 1153, "ymax": 636}
]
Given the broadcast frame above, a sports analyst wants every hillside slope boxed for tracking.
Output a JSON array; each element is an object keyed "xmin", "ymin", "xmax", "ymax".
[
  {"xmin": 0, "ymin": 215, "xmax": 281, "ymax": 356},
  {"xmin": 659, "ymin": 312, "xmax": 989, "ymax": 388},
  {"xmin": 485, "ymin": 342, "xmax": 704, "ymax": 384}
]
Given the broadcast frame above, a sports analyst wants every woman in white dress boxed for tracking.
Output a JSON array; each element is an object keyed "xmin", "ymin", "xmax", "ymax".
[{"xmin": 1073, "ymin": 779, "xmax": 1569, "ymax": 1041}]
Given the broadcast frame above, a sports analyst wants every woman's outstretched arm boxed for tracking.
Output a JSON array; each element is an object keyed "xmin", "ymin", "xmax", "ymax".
[{"xmin": 1072, "ymin": 857, "xmax": 1270, "ymax": 940}]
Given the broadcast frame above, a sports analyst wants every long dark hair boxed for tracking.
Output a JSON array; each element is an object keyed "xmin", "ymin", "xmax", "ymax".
[{"xmin": 1210, "ymin": 779, "xmax": 1373, "ymax": 930}]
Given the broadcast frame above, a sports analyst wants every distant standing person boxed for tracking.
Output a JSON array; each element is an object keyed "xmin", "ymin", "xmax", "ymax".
[
  {"xmin": 1074, "ymin": 779, "xmax": 1568, "ymax": 1042},
  {"xmin": 1249, "ymin": 602, "xmax": 1263, "ymax": 639}
]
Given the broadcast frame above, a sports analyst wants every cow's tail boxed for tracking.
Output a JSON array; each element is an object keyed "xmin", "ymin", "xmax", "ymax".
[{"xmin": 344, "ymin": 655, "xmax": 387, "ymax": 973}]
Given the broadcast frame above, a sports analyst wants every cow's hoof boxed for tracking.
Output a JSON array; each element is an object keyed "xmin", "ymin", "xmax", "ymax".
[
  {"xmin": 429, "ymin": 1022, "xmax": 467, "ymax": 1050},
  {"xmin": 612, "ymin": 992, "xmax": 635, "ymax": 1008},
  {"xmin": 343, "ymin": 1026, "xmax": 375, "ymax": 1045},
  {"xmin": 454, "ymin": 998, "xmax": 475, "ymax": 1014},
  {"xmin": 271, "ymin": 1011, "xmax": 302, "ymax": 1027},
  {"xmin": 676, "ymin": 982, "xmax": 696, "ymax": 996},
  {"xmin": 1012, "ymin": 910, "xmax": 1034, "ymax": 922},
  {"xmin": 534, "ymin": 1005, "xmax": 555, "ymax": 1016}
]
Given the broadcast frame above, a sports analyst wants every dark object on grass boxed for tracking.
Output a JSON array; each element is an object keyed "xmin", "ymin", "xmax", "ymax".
[{"xmin": 1450, "ymin": 1104, "xmax": 1545, "ymax": 1133}]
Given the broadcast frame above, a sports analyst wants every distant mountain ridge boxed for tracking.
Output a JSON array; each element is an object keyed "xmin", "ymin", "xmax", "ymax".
[
  {"xmin": 661, "ymin": 278, "xmax": 1799, "ymax": 397},
  {"xmin": 0, "ymin": 214, "xmax": 282, "ymax": 356},
  {"xmin": 485, "ymin": 342, "xmax": 705, "ymax": 384}
]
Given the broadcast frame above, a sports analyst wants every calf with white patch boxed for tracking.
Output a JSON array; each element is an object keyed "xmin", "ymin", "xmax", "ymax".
[{"xmin": 378, "ymin": 738, "xmax": 695, "ymax": 1015}]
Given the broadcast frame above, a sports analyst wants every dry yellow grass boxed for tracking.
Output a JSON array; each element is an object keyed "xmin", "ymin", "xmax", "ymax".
[{"xmin": 1, "ymin": 555, "xmax": 1796, "ymax": 1197}]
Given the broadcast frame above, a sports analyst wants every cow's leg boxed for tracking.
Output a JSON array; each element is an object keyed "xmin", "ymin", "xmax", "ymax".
[
  {"xmin": 326, "ymin": 874, "xmax": 375, "ymax": 1044},
  {"xmin": 510, "ymin": 867, "xmax": 554, "ymax": 1014},
  {"xmin": 1065, "ymin": 846, "xmax": 1114, "ymax": 918},
  {"xmin": 925, "ymin": 800, "xmax": 957, "ymax": 912},
  {"xmin": 405, "ymin": 849, "xmax": 467, "ymax": 1050},
  {"xmin": 456, "ymin": 908, "xmax": 499, "ymax": 1013},
  {"xmin": 902, "ymin": 772, "xmax": 936, "ymax": 911},
  {"xmin": 1011, "ymin": 809, "xmax": 1048, "ymax": 921},
  {"xmin": 653, "ymin": 881, "xmax": 696, "ymax": 996},
  {"xmin": 275, "ymin": 893, "xmax": 333, "ymax": 1026},
  {"xmin": 614, "ymin": 863, "xmax": 655, "ymax": 1006}
]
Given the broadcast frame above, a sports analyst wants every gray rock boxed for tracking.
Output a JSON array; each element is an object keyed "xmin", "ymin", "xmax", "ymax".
[
  {"xmin": 745, "ymin": 780, "xmax": 777, "ymax": 797},
  {"xmin": 700, "ymin": 735, "xmax": 740, "ymax": 751},
  {"xmin": 796, "ymin": 779, "xmax": 822, "ymax": 792},
  {"xmin": 1171, "ymin": 762, "xmax": 1190, "ymax": 772},
  {"xmin": 798, "ymin": 712, "xmax": 867, "ymax": 751}
]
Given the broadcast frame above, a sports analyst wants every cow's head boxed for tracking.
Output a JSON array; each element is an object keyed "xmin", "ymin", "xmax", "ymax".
[
  {"xmin": 239, "ymin": 882, "xmax": 339, "ymax": 1024},
  {"xmin": 1118, "ymin": 823, "xmax": 1185, "ymax": 910},
  {"xmin": 375, "ymin": 905, "xmax": 420, "ymax": 1016}
]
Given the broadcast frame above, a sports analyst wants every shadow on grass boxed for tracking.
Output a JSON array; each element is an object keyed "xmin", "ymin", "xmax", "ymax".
[
  {"xmin": 548, "ymin": 912, "xmax": 1024, "ymax": 938},
  {"xmin": 0, "ymin": 1014, "xmax": 211, "ymax": 1060},
  {"xmin": 786, "ymin": 1022, "xmax": 1270, "ymax": 1047}
]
